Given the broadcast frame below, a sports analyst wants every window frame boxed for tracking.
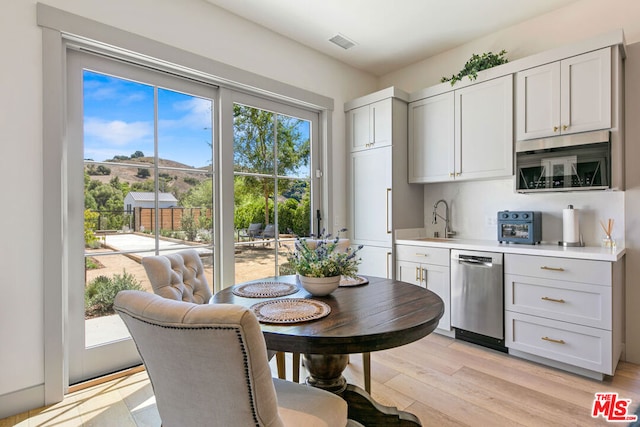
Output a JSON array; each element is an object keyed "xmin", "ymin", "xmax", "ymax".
[{"xmin": 40, "ymin": 3, "xmax": 333, "ymax": 404}]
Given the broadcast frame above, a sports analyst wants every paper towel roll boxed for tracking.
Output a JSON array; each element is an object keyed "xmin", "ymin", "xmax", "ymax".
[{"xmin": 562, "ymin": 206, "xmax": 579, "ymax": 243}]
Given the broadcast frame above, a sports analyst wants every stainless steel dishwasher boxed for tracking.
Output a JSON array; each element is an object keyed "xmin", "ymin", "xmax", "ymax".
[{"xmin": 450, "ymin": 249, "xmax": 506, "ymax": 352}]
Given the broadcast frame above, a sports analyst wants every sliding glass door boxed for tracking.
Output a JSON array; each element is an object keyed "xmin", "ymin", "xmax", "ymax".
[{"xmin": 67, "ymin": 50, "xmax": 217, "ymax": 384}]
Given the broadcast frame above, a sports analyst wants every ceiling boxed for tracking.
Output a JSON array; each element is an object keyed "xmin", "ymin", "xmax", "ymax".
[{"xmin": 204, "ymin": 0, "xmax": 580, "ymax": 76}]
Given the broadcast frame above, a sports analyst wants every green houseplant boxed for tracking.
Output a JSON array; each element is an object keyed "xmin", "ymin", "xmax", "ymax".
[
  {"xmin": 441, "ymin": 50, "xmax": 508, "ymax": 86},
  {"xmin": 287, "ymin": 229, "xmax": 362, "ymax": 296}
]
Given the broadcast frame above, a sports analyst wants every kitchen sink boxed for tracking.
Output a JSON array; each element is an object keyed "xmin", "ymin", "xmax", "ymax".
[{"xmin": 417, "ymin": 237, "xmax": 458, "ymax": 242}]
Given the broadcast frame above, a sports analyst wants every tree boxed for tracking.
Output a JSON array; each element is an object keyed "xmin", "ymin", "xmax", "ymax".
[
  {"xmin": 136, "ymin": 168, "xmax": 150, "ymax": 178},
  {"xmin": 233, "ymin": 105, "xmax": 310, "ymax": 225},
  {"xmin": 131, "ymin": 150, "xmax": 144, "ymax": 158}
]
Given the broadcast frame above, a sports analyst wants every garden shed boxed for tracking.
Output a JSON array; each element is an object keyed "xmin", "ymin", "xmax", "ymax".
[{"xmin": 124, "ymin": 192, "xmax": 177, "ymax": 212}]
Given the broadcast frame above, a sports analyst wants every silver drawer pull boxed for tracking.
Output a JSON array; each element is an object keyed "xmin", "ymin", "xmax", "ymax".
[
  {"xmin": 540, "ymin": 266, "xmax": 565, "ymax": 272},
  {"xmin": 541, "ymin": 336, "xmax": 565, "ymax": 344},
  {"xmin": 541, "ymin": 296, "xmax": 565, "ymax": 303},
  {"xmin": 415, "ymin": 253, "xmax": 429, "ymax": 257}
]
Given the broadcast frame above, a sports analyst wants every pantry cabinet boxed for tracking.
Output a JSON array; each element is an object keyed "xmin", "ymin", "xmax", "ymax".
[
  {"xmin": 516, "ymin": 48, "xmax": 611, "ymax": 141},
  {"xmin": 395, "ymin": 245, "xmax": 451, "ymax": 333},
  {"xmin": 408, "ymin": 74, "xmax": 513, "ymax": 183},
  {"xmin": 504, "ymin": 253, "xmax": 623, "ymax": 379},
  {"xmin": 346, "ymin": 88, "xmax": 423, "ymax": 279}
]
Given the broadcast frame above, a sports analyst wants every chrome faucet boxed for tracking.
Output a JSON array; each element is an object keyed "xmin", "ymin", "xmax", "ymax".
[{"xmin": 432, "ymin": 199, "xmax": 456, "ymax": 238}]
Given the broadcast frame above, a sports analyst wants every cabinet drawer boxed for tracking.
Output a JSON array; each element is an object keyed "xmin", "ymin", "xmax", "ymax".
[
  {"xmin": 506, "ymin": 312, "xmax": 612, "ymax": 374},
  {"xmin": 504, "ymin": 254, "xmax": 611, "ymax": 286},
  {"xmin": 505, "ymin": 274, "xmax": 611, "ymax": 329},
  {"xmin": 395, "ymin": 245, "xmax": 449, "ymax": 266}
]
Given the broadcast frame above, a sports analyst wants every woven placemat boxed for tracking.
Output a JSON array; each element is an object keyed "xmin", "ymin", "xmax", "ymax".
[
  {"xmin": 232, "ymin": 281, "xmax": 298, "ymax": 298},
  {"xmin": 251, "ymin": 298, "xmax": 331, "ymax": 324},
  {"xmin": 339, "ymin": 275, "xmax": 369, "ymax": 287}
]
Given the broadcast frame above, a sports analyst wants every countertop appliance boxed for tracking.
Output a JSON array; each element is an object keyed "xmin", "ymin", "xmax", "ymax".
[
  {"xmin": 451, "ymin": 249, "xmax": 506, "ymax": 352},
  {"xmin": 497, "ymin": 210, "xmax": 542, "ymax": 244},
  {"xmin": 515, "ymin": 130, "xmax": 610, "ymax": 193}
]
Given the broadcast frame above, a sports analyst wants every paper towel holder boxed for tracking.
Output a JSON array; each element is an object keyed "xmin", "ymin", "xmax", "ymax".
[
  {"xmin": 558, "ymin": 204, "xmax": 585, "ymax": 247},
  {"xmin": 558, "ymin": 238, "xmax": 584, "ymax": 247}
]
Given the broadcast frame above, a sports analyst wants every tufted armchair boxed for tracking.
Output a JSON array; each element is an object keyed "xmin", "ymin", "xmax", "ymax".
[
  {"xmin": 141, "ymin": 249, "xmax": 213, "ymax": 304},
  {"xmin": 141, "ymin": 249, "xmax": 287, "ymax": 378},
  {"xmin": 114, "ymin": 290, "xmax": 351, "ymax": 427}
]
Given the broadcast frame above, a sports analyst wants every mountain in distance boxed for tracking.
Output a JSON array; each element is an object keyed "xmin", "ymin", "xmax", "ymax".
[{"xmin": 85, "ymin": 156, "xmax": 211, "ymax": 195}]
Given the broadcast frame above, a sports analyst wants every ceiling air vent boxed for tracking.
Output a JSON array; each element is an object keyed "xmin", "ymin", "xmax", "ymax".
[{"xmin": 329, "ymin": 33, "xmax": 356, "ymax": 50}]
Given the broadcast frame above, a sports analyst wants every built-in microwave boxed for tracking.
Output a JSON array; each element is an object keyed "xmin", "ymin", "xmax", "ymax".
[{"xmin": 515, "ymin": 130, "xmax": 610, "ymax": 193}]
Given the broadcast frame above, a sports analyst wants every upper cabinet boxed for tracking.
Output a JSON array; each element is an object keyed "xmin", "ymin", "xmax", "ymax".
[
  {"xmin": 347, "ymin": 98, "xmax": 392, "ymax": 152},
  {"xmin": 516, "ymin": 48, "xmax": 611, "ymax": 141},
  {"xmin": 409, "ymin": 74, "xmax": 513, "ymax": 183}
]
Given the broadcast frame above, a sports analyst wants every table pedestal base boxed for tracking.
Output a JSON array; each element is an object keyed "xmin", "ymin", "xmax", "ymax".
[{"xmin": 303, "ymin": 354, "xmax": 421, "ymax": 427}]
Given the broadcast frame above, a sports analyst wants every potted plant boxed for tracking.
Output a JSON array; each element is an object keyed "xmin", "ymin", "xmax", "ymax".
[{"xmin": 287, "ymin": 229, "xmax": 362, "ymax": 296}]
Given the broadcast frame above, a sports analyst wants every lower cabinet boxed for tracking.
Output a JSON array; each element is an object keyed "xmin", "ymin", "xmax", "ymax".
[
  {"xmin": 395, "ymin": 245, "xmax": 451, "ymax": 333},
  {"xmin": 504, "ymin": 253, "xmax": 623, "ymax": 378},
  {"xmin": 357, "ymin": 245, "xmax": 392, "ymax": 279}
]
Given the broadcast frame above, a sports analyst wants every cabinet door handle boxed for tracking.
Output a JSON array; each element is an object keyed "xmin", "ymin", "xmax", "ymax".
[
  {"xmin": 415, "ymin": 252, "xmax": 429, "ymax": 257},
  {"xmin": 553, "ymin": 126, "xmax": 559, "ymax": 132},
  {"xmin": 541, "ymin": 336, "xmax": 566, "ymax": 344},
  {"xmin": 415, "ymin": 266, "xmax": 421, "ymax": 282},
  {"xmin": 562, "ymin": 125, "xmax": 568, "ymax": 131},
  {"xmin": 386, "ymin": 188, "xmax": 392, "ymax": 234},
  {"xmin": 455, "ymin": 172, "xmax": 461, "ymax": 177},
  {"xmin": 449, "ymin": 172, "xmax": 454, "ymax": 177},
  {"xmin": 541, "ymin": 296, "xmax": 565, "ymax": 303},
  {"xmin": 540, "ymin": 266, "xmax": 565, "ymax": 272},
  {"xmin": 422, "ymin": 268, "xmax": 427, "ymax": 285}
]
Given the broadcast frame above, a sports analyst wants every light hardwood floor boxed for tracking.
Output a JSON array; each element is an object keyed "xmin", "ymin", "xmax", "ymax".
[{"xmin": 2, "ymin": 333, "xmax": 639, "ymax": 426}]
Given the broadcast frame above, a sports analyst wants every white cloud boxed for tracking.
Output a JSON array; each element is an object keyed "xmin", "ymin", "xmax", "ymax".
[
  {"xmin": 84, "ymin": 117, "xmax": 153, "ymax": 146},
  {"xmin": 163, "ymin": 97, "xmax": 212, "ymax": 130}
]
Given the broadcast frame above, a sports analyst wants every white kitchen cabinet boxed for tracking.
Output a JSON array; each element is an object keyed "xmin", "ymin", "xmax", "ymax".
[
  {"xmin": 408, "ymin": 92, "xmax": 454, "ymax": 183},
  {"xmin": 357, "ymin": 245, "xmax": 393, "ymax": 279},
  {"xmin": 347, "ymin": 98, "xmax": 392, "ymax": 152},
  {"xmin": 396, "ymin": 245, "xmax": 451, "ymax": 332},
  {"xmin": 504, "ymin": 253, "xmax": 623, "ymax": 379},
  {"xmin": 408, "ymin": 74, "xmax": 513, "ymax": 183},
  {"xmin": 346, "ymin": 88, "xmax": 424, "ymax": 279},
  {"xmin": 516, "ymin": 48, "xmax": 611, "ymax": 141}
]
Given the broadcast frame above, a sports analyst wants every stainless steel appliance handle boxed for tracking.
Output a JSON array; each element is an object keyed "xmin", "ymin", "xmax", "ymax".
[{"xmin": 458, "ymin": 258, "xmax": 493, "ymax": 267}]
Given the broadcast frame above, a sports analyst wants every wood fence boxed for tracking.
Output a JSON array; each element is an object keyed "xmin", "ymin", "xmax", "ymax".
[{"xmin": 134, "ymin": 207, "xmax": 211, "ymax": 232}]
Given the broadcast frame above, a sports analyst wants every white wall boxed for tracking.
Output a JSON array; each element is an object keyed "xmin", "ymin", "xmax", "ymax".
[
  {"xmin": 380, "ymin": 0, "xmax": 640, "ymax": 92},
  {"xmin": 0, "ymin": 0, "xmax": 377, "ymax": 415},
  {"xmin": 379, "ymin": 0, "xmax": 640, "ymax": 364}
]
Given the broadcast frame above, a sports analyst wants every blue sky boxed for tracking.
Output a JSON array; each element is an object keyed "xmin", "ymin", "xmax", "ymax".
[
  {"xmin": 83, "ymin": 70, "xmax": 213, "ymax": 168},
  {"xmin": 83, "ymin": 70, "xmax": 311, "ymax": 177}
]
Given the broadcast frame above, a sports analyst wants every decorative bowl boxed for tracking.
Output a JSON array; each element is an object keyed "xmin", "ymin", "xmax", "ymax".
[{"xmin": 298, "ymin": 275, "xmax": 340, "ymax": 296}]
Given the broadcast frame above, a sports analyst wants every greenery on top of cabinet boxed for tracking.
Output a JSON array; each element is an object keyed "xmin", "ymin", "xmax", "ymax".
[{"xmin": 441, "ymin": 50, "xmax": 508, "ymax": 86}]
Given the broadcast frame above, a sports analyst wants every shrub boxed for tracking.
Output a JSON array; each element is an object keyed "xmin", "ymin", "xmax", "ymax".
[
  {"xmin": 84, "ymin": 209, "xmax": 100, "ymax": 247},
  {"xmin": 85, "ymin": 270, "xmax": 144, "ymax": 317}
]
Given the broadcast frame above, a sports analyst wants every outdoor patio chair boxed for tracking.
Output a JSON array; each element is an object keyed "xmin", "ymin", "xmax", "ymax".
[
  {"xmin": 114, "ymin": 290, "xmax": 352, "ymax": 427},
  {"xmin": 141, "ymin": 248, "xmax": 287, "ymax": 379},
  {"xmin": 261, "ymin": 223, "xmax": 276, "ymax": 239}
]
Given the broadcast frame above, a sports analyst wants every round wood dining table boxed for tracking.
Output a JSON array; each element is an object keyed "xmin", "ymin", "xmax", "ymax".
[{"xmin": 212, "ymin": 275, "xmax": 444, "ymax": 427}]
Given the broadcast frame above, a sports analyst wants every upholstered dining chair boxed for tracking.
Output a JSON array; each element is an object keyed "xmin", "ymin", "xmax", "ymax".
[
  {"xmin": 114, "ymin": 290, "xmax": 353, "ymax": 427},
  {"xmin": 141, "ymin": 249, "xmax": 287, "ymax": 379}
]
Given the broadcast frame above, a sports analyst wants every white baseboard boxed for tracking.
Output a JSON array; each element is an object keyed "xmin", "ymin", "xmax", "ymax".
[{"xmin": 0, "ymin": 384, "xmax": 45, "ymax": 419}]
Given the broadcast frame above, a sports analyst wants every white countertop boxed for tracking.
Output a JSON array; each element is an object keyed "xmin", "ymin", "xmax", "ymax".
[{"xmin": 394, "ymin": 236, "xmax": 625, "ymax": 262}]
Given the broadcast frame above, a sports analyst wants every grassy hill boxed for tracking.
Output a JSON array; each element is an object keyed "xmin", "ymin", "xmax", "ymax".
[{"xmin": 85, "ymin": 157, "xmax": 211, "ymax": 196}]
